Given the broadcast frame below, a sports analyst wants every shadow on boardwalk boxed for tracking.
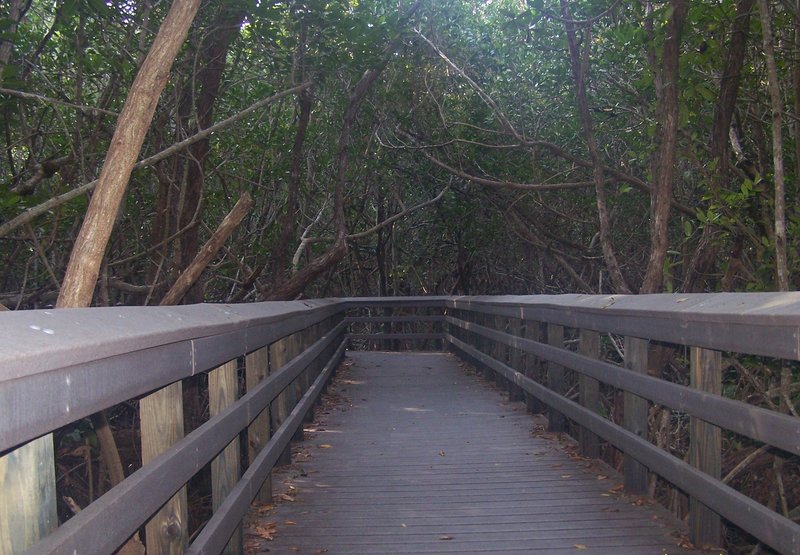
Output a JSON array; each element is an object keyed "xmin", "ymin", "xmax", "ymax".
[{"xmin": 245, "ymin": 351, "xmax": 707, "ymax": 555}]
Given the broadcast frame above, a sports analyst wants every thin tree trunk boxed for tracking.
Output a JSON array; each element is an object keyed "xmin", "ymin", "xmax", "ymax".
[
  {"xmin": 684, "ymin": 0, "xmax": 754, "ymax": 292},
  {"xmin": 57, "ymin": 0, "xmax": 201, "ymax": 308},
  {"xmin": 560, "ymin": 0, "xmax": 631, "ymax": 294},
  {"xmin": 177, "ymin": 6, "xmax": 245, "ymax": 303},
  {"xmin": 160, "ymin": 192, "xmax": 252, "ymax": 306},
  {"xmin": 757, "ymin": 0, "xmax": 790, "ymax": 291},
  {"xmin": 640, "ymin": 0, "xmax": 689, "ymax": 293}
]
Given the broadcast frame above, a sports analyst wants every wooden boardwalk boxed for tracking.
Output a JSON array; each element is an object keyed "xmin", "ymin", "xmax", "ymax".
[{"xmin": 246, "ymin": 351, "xmax": 700, "ymax": 554}]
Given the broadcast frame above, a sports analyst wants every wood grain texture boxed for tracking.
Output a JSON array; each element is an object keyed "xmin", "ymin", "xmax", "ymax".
[
  {"xmin": 547, "ymin": 323, "xmax": 566, "ymax": 432},
  {"xmin": 0, "ymin": 435, "xmax": 56, "ymax": 555},
  {"xmin": 209, "ymin": 360, "xmax": 241, "ymax": 554},
  {"xmin": 251, "ymin": 352, "xmax": 699, "ymax": 554},
  {"xmin": 578, "ymin": 329, "xmax": 601, "ymax": 458},
  {"xmin": 689, "ymin": 346, "xmax": 722, "ymax": 549},
  {"xmin": 140, "ymin": 382, "xmax": 188, "ymax": 555},
  {"xmin": 623, "ymin": 336, "xmax": 650, "ymax": 494},
  {"xmin": 245, "ymin": 347, "xmax": 271, "ymax": 503}
]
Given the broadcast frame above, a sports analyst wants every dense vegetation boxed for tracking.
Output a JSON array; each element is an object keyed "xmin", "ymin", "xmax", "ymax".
[
  {"xmin": 2, "ymin": 0, "xmax": 799, "ymax": 552},
  {"xmin": 2, "ymin": 0, "xmax": 798, "ymax": 307}
]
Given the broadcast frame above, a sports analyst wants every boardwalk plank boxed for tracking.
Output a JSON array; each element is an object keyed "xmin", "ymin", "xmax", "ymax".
[{"xmin": 246, "ymin": 352, "xmax": 700, "ymax": 555}]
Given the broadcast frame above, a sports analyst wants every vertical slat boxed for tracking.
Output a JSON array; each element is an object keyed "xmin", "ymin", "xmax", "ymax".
[
  {"xmin": 547, "ymin": 323, "xmax": 566, "ymax": 432},
  {"xmin": 689, "ymin": 347, "xmax": 722, "ymax": 548},
  {"xmin": 578, "ymin": 329, "xmax": 602, "ymax": 458},
  {"xmin": 507, "ymin": 318, "xmax": 524, "ymax": 402},
  {"xmin": 523, "ymin": 320, "xmax": 545, "ymax": 414},
  {"xmin": 0, "ymin": 435, "xmax": 57, "ymax": 555},
  {"xmin": 291, "ymin": 330, "xmax": 308, "ymax": 441},
  {"xmin": 245, "ymin": 346, "xmax": 271, "ymax": 503},
  {"xmin": 141, "ymin": 382, "xmax": 188, "ymax": 554},
  {"xmin": 623, "ymin": 336, "xmax": 649, "ymax": 493},
  {"xmin": 269, "ymin": 336, "xmax": 292, "ymax": 466},
  {"xmin": 209, "ymin": 360, "xmax": 241, "ymax": 555},
  {"xmin": 493, "ymin": 314, "xmax": 507, "ymax": 389}
]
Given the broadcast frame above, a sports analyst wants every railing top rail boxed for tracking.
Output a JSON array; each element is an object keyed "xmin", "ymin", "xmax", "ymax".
[
  {"xmin": 0, "ymin": 299, "xmax": 342, "ymax": 381},
  {"xmin": 448, "ymin": 293, "xmax": 800, "ymax": 359}
]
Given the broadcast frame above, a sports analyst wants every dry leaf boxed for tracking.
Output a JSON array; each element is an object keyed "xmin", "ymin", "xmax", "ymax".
[
  {"xmin": 561, "ymin": 474, "xmax": 572, "ymax": 478},
  {"xmin": 314, "ymin": 550, "xmax": 329, "ymax": 554},
  {"xmin": 574, "ymin": 544, "xmax": 588, "ymax": 550},
  {"xmin": 401, "ymin": 523, "xmax": 407, "ymax": 528},
  {"xmin": 550, "ymin": 464, "xmax": 562, "ymax": 468},
  {"xmin": 285, "ymin": 520, "xmax": 297, "ymax": 526},
  {"xmin": 596, "ymin": 475, "xmax": 608, "ymax": 480},
  {"xmin": 318, "ymin": 444, "xmax": 333, "ymax": 449},
  {"xmin": 439, "ymin": 450, "xmax": 446, "ymax": 457},
  {"xmin": 439, "ymin": 535, "xmax": 454, "ymax": 540}
]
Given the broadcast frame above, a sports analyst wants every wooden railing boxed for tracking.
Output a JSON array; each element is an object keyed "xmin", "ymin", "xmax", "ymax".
[
  {"xmin": 0, "ymin": 300, "xmax": 348, "ymax": 555},
  {"xmin": 350, "ymin": 294, "xmax": 800, "ymax": 555},
  {"xmin": 2, "ymin": 294, "xmax": 799, "ymax": 554}
]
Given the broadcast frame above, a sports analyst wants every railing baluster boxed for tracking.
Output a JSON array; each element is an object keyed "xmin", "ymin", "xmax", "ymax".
[
  {"xmin": 623, "ymin": 336, "xmax": 649, "ymax": 493},
  {"xmin": 547, "ymin": 323, "xmax": 566, "ymax": 432},
  {"xmin": 689, "ymin": 346, "xmax": 722, "ymax": 548},
  {"xmin": 209, "ymin": 360, "xmax": 242, "ymax": 555},
  {"xmin": 523, "ymin": 319, "xmax": 546, "ymax": 414},
  {"xmin": 269, "ymin": 336, "xmax": 292, "ymax": 466},
  {"xmin": 578, "ymin": 329, "xmax": 601, "ymax": 459},
  {"xmin": 507, "ymin": 317, "xmax": 524, "ymax": 402},
  {"xmin": 141, "ymin": 381, "xmax": 188, "ymax": 554},
  {"xmin": 245, "ymin": 346, "xmax": 271, "ymax": 503},
  {"xmin": 0, "ymin": 436, "xmax": 56, "ymax": 555}
]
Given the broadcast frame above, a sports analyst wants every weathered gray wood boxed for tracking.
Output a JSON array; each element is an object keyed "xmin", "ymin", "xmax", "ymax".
[
  {"xmin": 523, "ymin": 320, "xmax": 546, "ymax": 414},
  {"xmin": 0, "ymin": 435, "xmax": 56, "ymax": 555},
  {"xmin": 623, "ymin": 336, "xmax": 649, "ymax": 494},
  {"xmin": 209, "ymin": 360, "xmax": 242, "ymax": 555},
  {"xmin": 547, "ymin": 323, "xmax": 566, "ymax": 432},
  {"xmin": 689, "ymin": 347, "xmax": 722, "ymax": 549},
  {"xmin": 505, "ymin": 317, "xmax": 525, "ymax": 402},
  {"xmin": 269, "ymin": 336, "xmax": 292, "ymax": 467},
  {"xmin": 578, "ymin": 329, "xmax": 601, "ymax": 459},
  {"xmin": 255, "ymin": 352, "xmax": 700, "ymax": 555},
  {"xmin": 140, "ymin": 382, "xmax": 188, "ymax": 554},
  {"xmin": 446, "ymin": 313, "xmax": 800, "ymax": 456},
  {"xmin": 245, "ymin": 346, "xmax": 271, "ymax": 503}
]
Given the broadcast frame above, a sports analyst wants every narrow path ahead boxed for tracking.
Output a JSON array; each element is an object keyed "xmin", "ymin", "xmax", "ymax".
[{"xmin": 247, "ymin": 351, "xmax": 700, "ymax": 554}]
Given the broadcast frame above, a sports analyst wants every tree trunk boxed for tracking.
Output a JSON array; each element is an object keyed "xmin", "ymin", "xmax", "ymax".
[
  {"xmin": 684, "ymin": 0, "xmax": 754, "ymax": 292},
  {"xmin": 57, "ymin": 0, "xmax": 202, "ymax": 308},
  {"xmin": 757, "ymin": 0, "xmax": 789, "ymax": 291},
  {"xmin": 560, "ymin": 0, "xmax": 631, "ymax": 294},
  {"xmin": 176, "ymin": 5, "xmax": 245, "ymax": 304},
  {"xmin": 640, "ymin": 0, "xmax": 689, "ymax": 294}
]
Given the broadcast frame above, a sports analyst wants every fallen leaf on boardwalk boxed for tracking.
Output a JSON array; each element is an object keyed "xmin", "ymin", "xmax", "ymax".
[
  {"xmin": 596, "ymin": 475, "xmax": 608, "ymax": 480},
  {"xmin": 254, "ymin": 503, "xmax": 275, "ymax": 514},
  {"xmin": 318, "ymin": 444, "xmax": 333, "ymax": 449},
  {"xmin": 401, "ymin": 523, "xmax": 407, "ymax": 528},
  {"xmin": 550, "ymin": 464, "xmax": 562, "ymax": 468},
  {"xmin": 439, "ymin": 450, "xmax": 446, "ymax": 456},
  {"xmin": 574, "ymin": 544, "xmax": 588, "ymax": 550},
  {"xmin": 285, "ymin": 520, "xmax": 297, "ymax": 526},
  {"xmin": 314, "ymin": 549, "xmax": 329, "ymax": 554},
  {"xmin": 561, "ymin": 474, "xmax": 572, "ymax": 478},
  {"xmin": 439, "ymin": 535, "xmax": 454, "ymax": 540},
  {"xmin": 252, "ymin": 523, "xmax": 277, "ymax": 541},
  {"xmin": 279, "ymin": 493, "xmax": 296, "ymax": 502},
  {"xmin": 608, "ymin": 483, "xmax": 624, "ymax": 493},
  {"xmin": 289, "ymin": 547, "xmax": 300, "ymax": 552}
]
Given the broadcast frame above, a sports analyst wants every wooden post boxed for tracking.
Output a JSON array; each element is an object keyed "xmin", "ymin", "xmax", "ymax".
[
  {"xmin": 507, "ymin": 318, "xmax": 524, "ymax": 402},
  {"xmin": 493, "ymin": 315, "xmax": 507, "ymax": 390},
  {"xmin": 623, "ymin": 336, "xmax": 649, "ymax": 494},
  {"xmin": 689, "ymin": 347, "xmax": 722, "ymax": 548},
  {"xmin": 547, "ymin": 323, "xmax": 566, "ymax": 432},
  {"xmin": 140, "ymin": 382, "xmax": 188, "ymax": 554},
  {"xmin": 269, "ymin": 336, "xmax": 292, "ymax": 466},
  {"xmin": 209, "ymin": 360, "xmax": 242, "ymax": 555},
  {"xmin": 245, "ymin": 346, "xmax": 271, "ymax": 503},
  {"xmin": 523, "ymin": 320, "xmax": 545, "ymax": 414},
  {"xmin": 0, "ymin": 436, "xmax": 57, "ymax": 554},
  {"xmin": 292, "ymin": 330, "xmax": 307, "ymax": 441},
  {"xmin": 578, "ymin": 329, "xmax": 602, "ymax": 459}
]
